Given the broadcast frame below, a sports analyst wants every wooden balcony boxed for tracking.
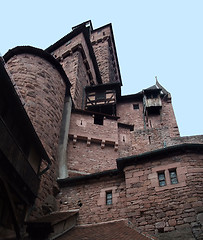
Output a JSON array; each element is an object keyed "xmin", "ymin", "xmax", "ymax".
[
  {"xmin": 143, "ymin": 88, "xmax": 162, "ymax": 115},
  {"xmin": 0, "ymin": 116, "xmax": 40, "ymax": 203},
  {"xmin": 143, "ymin": 95, "xmax": 162, "ymax": 108},
  {"xmin": 86, "ymin": 90, "xmax": 116, "ymax": 107}
]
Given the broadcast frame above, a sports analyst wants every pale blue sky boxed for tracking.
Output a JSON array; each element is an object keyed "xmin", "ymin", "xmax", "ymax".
[{"xmin": 1, "ymin": 0, "xmax": 203, "ymax": 136}]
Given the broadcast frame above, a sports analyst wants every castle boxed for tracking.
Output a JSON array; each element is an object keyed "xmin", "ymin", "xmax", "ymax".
[{"xmin": 0, "ymin": 20, "xmax": 203, "ymax": 239}]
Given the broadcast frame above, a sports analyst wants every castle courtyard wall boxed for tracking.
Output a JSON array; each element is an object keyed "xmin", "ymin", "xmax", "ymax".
[
  {"xmin": 58, "ymin": 173, "xmax": 127, "ymax": 225},
  {"xmin": 59, "ymin": 152, "xmax": 203, "ymax": 239},
  {"xmin": 6, "ymin": 52, "xmax": 67, "ymax": 217}
]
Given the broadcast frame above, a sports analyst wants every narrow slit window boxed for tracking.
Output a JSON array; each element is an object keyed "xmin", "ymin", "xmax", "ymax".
[
  {"xmin": 158, "ymin": 171, "xmax": 166, "ymax": 187},
  {"xmin": 148, "ymin": 136, "xmax": 151, "ymax": 144},
  {"xmin": 169, "ymin": 169, "xmax": 178, "ymax": 184},
  {"xmin": 106, "ymin": 191, "xmax": 112, "ymax": 205}
]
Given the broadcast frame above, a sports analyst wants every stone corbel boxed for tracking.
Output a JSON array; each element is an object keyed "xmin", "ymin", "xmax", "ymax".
[
  {"xmin": 101, "ymin": 140, "xmax": 105, "ymax": 149},
  {"xmin": 73, "ymin": 135, "xmax": 77, "ymax": 145},
  {"xmin": 87, "ymin": 137, "xmax": 91, "ymax": 147},
  {"xmin": 114, "ymin": 142, "xmax": 118, "ymax": 151}
]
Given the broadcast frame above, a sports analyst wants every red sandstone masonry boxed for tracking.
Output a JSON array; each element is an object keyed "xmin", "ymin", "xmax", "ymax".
[
  {"xmin": 117, "ymin": 101, "xmax": 144, "ymax": 130},
  {"xmin": 59, "ymin": 153, "xmax": 203, "ymax": 236},
  {"xmin": 67, "ymin": 112, "xmax": 119, "ymax": 174},
  {"xmin": 161, "ymin": 100, "xmax": 180, "ymax": 138},
  {"xmin": 59, "ymin": 51, "xmax": 90, "ymax": 109},
  {"xmin": 60, "ymin": 51, "xmax": 78, "ymax": 104},
  {"xmin": 118, "ymin": 126, "xmax": 133, "ymax": 158},
  {"xmin": 69, "ymin": 112, "xmax": 118, "ymax": 143},
  {"xmin": 91, "ymin": 25, "xmax": 120, "ymax": 84},
  {"xmin": 116, "ymin": 97, "xmax": 180, "ymax": 156},
  {"xmin": 4, "ymin": 21, "xmax": 202, "ymax": 240},
  {"xmin": 58, "ymin": 174, "xmax": 127, "ymax": 225},
  {"xmin": 67, "ymin": 141, "xmax": 118, "ymax": 175},
  {"xmin": 124, "ymin": 153, "xmax": 203, "ymax": 234},
  {"xmin": 7, "ymin": 54, "xmax": 66, "ymax": 217},
  {"xmin": 7, "ymin": 53, "xmax": 66, "ymax": 158},
  {"xmin": 61, "ymin": 51, "xmax": 89, "ymax": 109},
  {"xmin": 53, "ymin": 32, "xmax": 97, "ymax": 85},
  {"xmin": 51, "ymin": 32, "xmax": 97, "ymax": 108},
  {"xmin": 91, "ymin": 40, "xmax": 111, "ymax": 84}
]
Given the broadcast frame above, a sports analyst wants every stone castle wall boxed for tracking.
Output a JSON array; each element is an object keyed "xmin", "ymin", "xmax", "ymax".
[
  {"xmin": 59, "ymin": 153, "xmax": 203, "ymax": 239},
  {"xmin": 4, "ymin": 22, "xmax": 203, "ymax": 239},
  {"xmin": 6, "ymin": 53, "xmax": 66, "ymax": 217},
  {"xmin": 51, "ymin": 32, "xmax": 97, "ymax": 108},
  {"xmin": 58, "ymin": 173, "xmax": 127, "ymax": 225},
  {"xmin": 91, "ymin": 25, "xmax": 120, "ymax": 84},
  {"xmin": 67, "ymin": 112, "xmax": 119, "ymax": 175},
  {"xmin": 124, "ymin": 153, "xmax": 203, "ymax": 237}
]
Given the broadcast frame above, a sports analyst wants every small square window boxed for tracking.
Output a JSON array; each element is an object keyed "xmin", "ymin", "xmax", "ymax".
[
  {"xmin": 94, "ymin": 115, "xmax": 104, "ymax": 125},
  {"xmin": 133, "ymin": 104, "xmax": 139, "ymax": 110},
  {"xmin": 158, "ymin": 171, "xmax": 166, "ymax": 187},
  {"xmin": 169, "ymin": 169, "xmax": 178, "ymax": 184},
  {"xmin": 106, "ymin": 191, "xmax": 112, "ymax": 205}
]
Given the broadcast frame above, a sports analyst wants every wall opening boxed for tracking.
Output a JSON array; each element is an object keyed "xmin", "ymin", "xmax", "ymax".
[
  {"xmin": 158, "ymin": 171, "xmax": 166, "ymax": 187},
  {"xmin": 106, "ymin": 191, "xmax": 112, "ymax": 205},
  {"xmin": 133, "ymin": 104, "xmax": 139, "ymax": 110},
  {"xmin": 94, "ymin": 115, "xmax": 104, "ymax": 125},
  {"xmin": 169, "ymin": 169, "xmax": 178, "ymax": 184}
]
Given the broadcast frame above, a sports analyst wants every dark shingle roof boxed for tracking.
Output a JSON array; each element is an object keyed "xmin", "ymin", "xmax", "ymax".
[{"xmin": 56, "ymin": 220, "xmax": 156, "ymax": 240}]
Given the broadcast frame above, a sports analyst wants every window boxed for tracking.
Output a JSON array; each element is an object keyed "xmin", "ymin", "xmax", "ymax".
[
  {"xmin": 150, "ymin": 163, "xmax": 186, "ymax": 191},
  {"xmin": 106, "ymin": 191, "xmax": 112, "ymax": 205},
  {"xmin": 94, "ymin": 115, "xmax": 104, "ymax": 125},
  {"xmin": 158, "ymin": 171, "xmax": 166, "ymax": 187},
  {"xmin": 95, "ymin": 91, "xmax": 105, "ymax": 101},
  {"xmin": 65, "ymin": 40, "xmax": 71, "ymax": 46},
  {"xmin": 169, "ymin": 169, "xmax": 178, "ymax": 184},
  {"xmin": 133, "ymin": 104, "xmax": 139, "ymax": 110}
]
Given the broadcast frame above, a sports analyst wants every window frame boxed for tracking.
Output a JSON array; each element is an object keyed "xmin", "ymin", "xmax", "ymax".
[
  {"xmin": 158, "ymin": 171, "xmax": 166, "ymax": 187},
  {"xmin": 106, "ymin": 191, "xmax": 113, "ymax": 205},
  {"xmin": 149, "ymin": 163, "xmax": 186, "ymax": 192},
  {"xmin": 169, "ymin": 168, "xmax": 178, "ymax": 185}
]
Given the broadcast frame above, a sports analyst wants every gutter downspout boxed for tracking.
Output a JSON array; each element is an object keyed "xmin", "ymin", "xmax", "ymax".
[{"xmin": 58, "ymin": 95, "xmax": 72, "ymax": 179}]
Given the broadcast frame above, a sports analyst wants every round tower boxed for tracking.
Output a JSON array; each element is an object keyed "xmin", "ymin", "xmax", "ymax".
[{"xmin": 4, "ymin": 46, "xmax": 70, "ymax": 217}]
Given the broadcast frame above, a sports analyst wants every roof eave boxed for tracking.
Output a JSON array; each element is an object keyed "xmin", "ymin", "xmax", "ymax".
[
  {"xmin": 4, "ymin": 46, "xmax": 71, "ymax": 93},
  {"xmin": 57, "ymin": 169, "xmax": 122, "ymax": 187},
  {"xmin": 117, "ymin": 143, "xmax": 203, "ymax": 170}
]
